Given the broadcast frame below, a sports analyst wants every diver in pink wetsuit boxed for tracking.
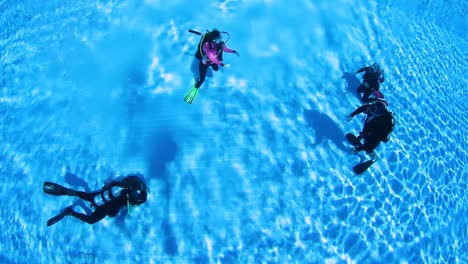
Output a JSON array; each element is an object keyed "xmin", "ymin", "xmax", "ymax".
[{"xmin": 193, "ymin": 29, "xmax": 239, "ymax": 89}]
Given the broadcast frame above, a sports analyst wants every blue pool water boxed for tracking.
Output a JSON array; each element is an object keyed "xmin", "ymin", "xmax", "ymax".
[{"xmin": 1, "ymin": 0, "xmax": 467, "ymax": 263}]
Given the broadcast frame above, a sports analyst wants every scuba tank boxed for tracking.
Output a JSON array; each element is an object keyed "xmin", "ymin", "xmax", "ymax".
[
  {"xmin": 91, "ymin": 175, "xmax": 148, "ymax": 214},
  {"xmin": 93, "ymin": 186, "xmax": 124, "ymax": 207}
]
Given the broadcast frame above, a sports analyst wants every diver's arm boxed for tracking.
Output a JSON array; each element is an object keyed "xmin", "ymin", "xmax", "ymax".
[
  {"xmin": 222, "ymin": 43, "xmax": 234, "ymax": 53},
  {"xmin": 356, "ymin": 66, "xmax": 370, "ymax": 74},
  {"xmin": 349, "ymin": 105, "xmax": 369, "ymax": 117},
  {"xmin": 222, "ymin": 44, "xmax": 238, "ymax": 55},
  {"xmin": 347, "ymin": 105, "xmax": 369, "ymax": 122}
]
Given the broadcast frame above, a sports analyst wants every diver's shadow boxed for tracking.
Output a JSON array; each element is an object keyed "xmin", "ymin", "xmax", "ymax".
[
  {"xmin": 304, "ymin": 109, "xmax": 348, "ymax": 152},
  {"xmin": 146, "ymin": 129, "xmax": 178, "ymax": 198},
  {"xmin": 145, "ymin": 129, "xmax": 179, "ymax": 256},
  {"xmin": 64, "ymin": 172, "xmax": 93, "ymax": 215},
  {"xmin": 124, "ymin": 67, "xmax": 148, "ymax": 156},
  {"xmin": 126, "ymin": 67, "xmax": 147, "ymax": 118},
  {"xmin": 342, "ymin": 72, "xmax": 362, "ymax": 101}
]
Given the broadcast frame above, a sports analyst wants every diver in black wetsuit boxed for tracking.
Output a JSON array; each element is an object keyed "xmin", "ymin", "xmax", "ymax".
[
  {"xmin": 356, "ymin": 63, "xmax": 385, "ymax": 102},
  {"xmin": 44, "ymin": 174, "xmax": 148, "ymax": 226},
  {"xmin": 346, "ymin": 99, "xmax": 395, "ymax": 159}
]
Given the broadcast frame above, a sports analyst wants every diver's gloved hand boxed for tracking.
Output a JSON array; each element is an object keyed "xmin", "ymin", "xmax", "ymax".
[
  {"xmin": 233, "ymin": 50, "xmax": 240, "ymax": 56},
  {"xmin": 346, "ymin": 115, "xmax": 353, "ymax": 122},
  {"xmin": 221, "ymin": 63, "xmax": 230, "ymax": 68}
]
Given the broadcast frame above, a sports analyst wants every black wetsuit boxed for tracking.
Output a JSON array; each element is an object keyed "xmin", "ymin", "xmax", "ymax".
[
  {"xmin": 45, "ymin": 175, "xmax": 147, "ymax": 225},
  {"xmin": 349, "ymin": 101, "xmax": 394, "ymax": 154},
  {"xmin": 67, "ymin": 182, "xmax": 129, "ymax": 224},
  {"xmin": 356, "ymin": 66, "xmax": 385, "ymax": 102},
  {"xmin": 195, "ymin": 61, "xmax": 219, "ymax": 89}
]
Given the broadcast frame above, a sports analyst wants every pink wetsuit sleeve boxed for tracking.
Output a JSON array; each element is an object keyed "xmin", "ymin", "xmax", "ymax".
[
  {"xmin": 203, "ymin": 42, "xmax": 222, "ymax": 65},
  {"xmin": 222, "ymin": 44, "xmax": 235, "ymax": 53}
]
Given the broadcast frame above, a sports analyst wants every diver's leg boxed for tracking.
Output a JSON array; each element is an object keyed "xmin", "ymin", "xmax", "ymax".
[
  {"xmin": 69, "ymin": 207, "xmax": 106, "ymax": 225},
  {"xmin": 43, "ymin": 182, "xmax": 99, "ymax": 203},
  {"xmin": 43, "ymin": 182, "xmax": 80, "ymax": 196},
  {"xmin": 195, "ymin": 62, "xmax": 208, "ymax": 88},
  {"xmin": 362, "ymin": 138, "xmax": 380, "ymax": 156},
  {"xmin": 72, "ymin": 191, "xmax": 100, "ymax": 203},
  {"xmin": 46, "ymin": 206, "xmax": 74, "ymax": 226}
]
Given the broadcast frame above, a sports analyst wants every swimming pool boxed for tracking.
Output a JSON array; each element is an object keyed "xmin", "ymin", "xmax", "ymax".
[{"xmin": 1, "ymin": 0, "xmax": 466, "ymax": 263}]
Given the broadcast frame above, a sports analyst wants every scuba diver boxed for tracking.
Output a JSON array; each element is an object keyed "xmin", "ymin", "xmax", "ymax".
[
  {"xmin": 346, "ymin": 98, "xmax": 395, "ymax": 174},
  {"xmin": 356, "ymin": 63, "xmax": 385, "ymax": 103},
  {"xmin": 43, "ymin": 174, "xmax": 148, "ymax": 226},
  {"xmin": 184, "ymin": 29, "xmax": 239, "ymax": 104}
]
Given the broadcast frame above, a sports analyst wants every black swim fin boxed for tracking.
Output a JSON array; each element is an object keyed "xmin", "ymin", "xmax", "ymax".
[
  {"xmin": 353, "ymin": 160, "xmax": 375, "ymax": 175},
  {"xmin": 47, "ymin": 207, "xmax": 73, "ymax": 227},
  {"xmin": 43, "ymin": 182, "xmax": 78, "ymax": 196}
]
